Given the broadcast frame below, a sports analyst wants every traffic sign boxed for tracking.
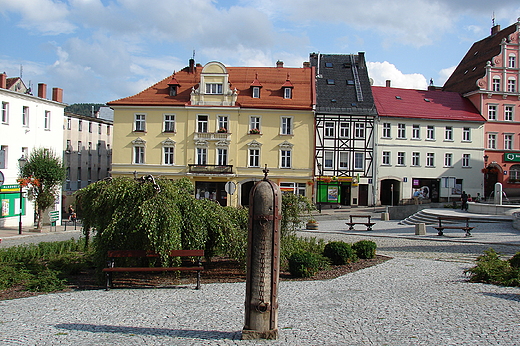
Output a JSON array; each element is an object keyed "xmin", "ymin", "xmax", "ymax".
[
  {"xmin": 49, "ymin": 211, "xmax": 60, "ymax": 222},
  {"xmin": 224, "ymin": 181, "xmax": 236, "ymax": 195}
]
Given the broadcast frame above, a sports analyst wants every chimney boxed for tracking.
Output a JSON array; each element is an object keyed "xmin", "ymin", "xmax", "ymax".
[
  {"xmin": 385, "ymin": 80, "xmax": 391, "ymax": 88},
  {"xmin": 276, "ymin": 60, "xmax": 284, "ymax": 68},
  {"xmin": 491, "ymin": 24, "xmax": 501, "ymax": 35},
  {"xmin": 188, "ymin": 58, "xmax": 195, "ymax": 74},
  {"xmin": 38, "ymin": 83, "xmax": 47, "ymax": 99},
  {"xmin": 52, "ymin": 87, "xmax": 63, "ymax": 103},
  {"xmin": 0, "ymin": 73, "xmax": 6, "ymax": 89},
  {"xmin": 303, "ymin": 61, "xmax": 311, "ymax": 68}
]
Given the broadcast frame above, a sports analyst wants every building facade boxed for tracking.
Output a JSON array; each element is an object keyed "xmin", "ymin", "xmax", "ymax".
[
  {"xmin": 372, "ymin": 85, "xmax": 485, "ymax": 205},
  {"xmin": 444, "ymin": 19, "xmax": 520, "ymax": 199},
  {"xmin": 0, "ymin": 73, "xmax": 65, "ymax": 228},
  {"xmin": 63, "ymin": 111, "xmax": 113, "ymax": 211},
  {"xmin": 310, "ymin": 53, "xmax": 377, "ymax": 207},
  {"xmin": 108, "ymin": 60, "xmax": 314, "ymax": 206}
]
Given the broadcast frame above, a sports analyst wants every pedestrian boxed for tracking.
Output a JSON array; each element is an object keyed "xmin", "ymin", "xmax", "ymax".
[
  {"xmin": 68, "ymin": 205, "xmax": 76, "ymax": 222},
  {"xmin": 461, "ymin": 191, "xmax": 468, "ymax": 211}
]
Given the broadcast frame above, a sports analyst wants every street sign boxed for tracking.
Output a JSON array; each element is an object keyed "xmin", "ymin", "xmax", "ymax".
[
  {"xmin": 0, "ymin": 171, "xmax": 4, "ymax": 187},
  {"xmin": 49, "ymin": 211, "xmax": 60, "ymax": 222},
  {"xmin": 224, "ymin": 181, "xmax": 236, "ymax": 195}
]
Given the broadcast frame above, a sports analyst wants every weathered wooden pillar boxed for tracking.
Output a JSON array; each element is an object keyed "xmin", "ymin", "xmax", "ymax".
[{"xmin": 242, "ymin": 168, "xmax": 281, "ymax": 340}]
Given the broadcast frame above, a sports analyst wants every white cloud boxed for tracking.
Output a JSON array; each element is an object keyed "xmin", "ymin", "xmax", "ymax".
[
  {"xmin": 367, "ymin": 61, "xmax": 428, "ymax": 90},
  {"xmin": 437, "ymin": 66, "xmax": 457, "ymax": 86}
]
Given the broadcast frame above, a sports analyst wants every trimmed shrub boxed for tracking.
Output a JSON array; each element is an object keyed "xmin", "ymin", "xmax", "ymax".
[
  {"xmin": 323, "ymin": 241, "xmax": 356, "ymax": 265},
  {"xmin": 352, "ymin": 240, "xmax": 377, "ymax": 259},
  {"xmin": 466, "ymin": 249, "xmax": 512, "ymax": 284},
  {"xmin": 288, "ymin": 251, "xmax": 326, "ymax": 278},
  {"xmin": 508, "ymin": 252, "xmax": 520, "ymax": 268}
]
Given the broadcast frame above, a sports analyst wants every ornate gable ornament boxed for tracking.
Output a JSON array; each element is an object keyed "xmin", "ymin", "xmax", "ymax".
[
  {"xmin": 131, "ymin": 137, "xmax": 146, "ymax": 145},
  {"xmin": 194, "ymin": 139, "xmax": 208, "ymax": 147},
  {"xmin": 247, "ymin": 139, "xmax": 262, "ymax": 148},
  {"xmin": 278, "ymin": 140, "xmax": 293, "ymax": 149},
  {"xmin": 216, "ymin": 139, "xmax": 230, "ymax": 148},
  {"xmin": 161, "ymin": 138, "xmax": 176, "ymax": 146}
]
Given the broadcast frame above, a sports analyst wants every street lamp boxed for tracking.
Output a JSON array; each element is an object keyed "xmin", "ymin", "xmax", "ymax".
[
  {"xmin": 18, "ymin": 155, "xmax": 27, "ymax": 234},
  {"xmin": 316, "ymin": 162, "xmax": 322, "ymax": 212}
]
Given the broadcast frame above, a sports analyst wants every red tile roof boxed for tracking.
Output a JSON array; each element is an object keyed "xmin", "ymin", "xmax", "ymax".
[
  {"xmin": 372, "ymin": 86, "xmax": 485, "ymax": 122},
  {"xmin": 108, "ymin": 65, "xmax": 313, "ymax": 110}
]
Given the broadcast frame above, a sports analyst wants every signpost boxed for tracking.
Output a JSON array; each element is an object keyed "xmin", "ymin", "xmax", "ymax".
[{"xmin": 49, "ymin": 211, "xmax": 60, "ymax": 232}]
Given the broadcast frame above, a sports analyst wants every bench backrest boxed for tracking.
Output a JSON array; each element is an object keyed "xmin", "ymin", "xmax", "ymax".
[
  {"xmin": 438, "ymin": 217, "xmax": 469, "ymax": 222},
  {"xmin": 107, "ymin": 249, "xmax": 204, "ymax": 258}
]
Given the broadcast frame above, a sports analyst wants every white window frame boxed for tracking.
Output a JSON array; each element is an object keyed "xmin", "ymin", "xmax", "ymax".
[
  {"xmin": 205, "ymin": 83, "xmax": 223, "ymax": 94},
  {"xmin": 382, "ymin": 123, "xmax": 391, "ymax": 138},
  {"xmin": 488, "ymin": 105, "xmax": 497, "ymax": 120},
  {"xmin": 324, "ymin": 151, "xmax": 334, "ymax": 169},
  {"xmin": 196, "ymin": 147, "xmax": 207, "ymax": 165},
  {"xmin": 279, "ymin": 182, "xmax": 306, "ymax": 196},
  {"xmin": 67, "ymin": 117, "xmax": 71, "ymax": 130},
  {"xmin": 217, "ymin": 148, "xmax": 227, "ymax": 166},
  {"xmin": 0, "ymin": 146, "xmax": 7, "ymax": 169},
  {"xmin": 281, "ymin": 116, "xmax": 293, "ymax": 135},
  {"xmin": 339, "ymin": 152, "xmax": 348, "ymax": 169},
  {"xmin": 397, "ymin": 152, "xmax": 405, "ymax": 166},
  {"xmin": 508, "ymin": 78, "xmax": 516, "ymax": 93},
  {"xmin": 354, "ymin": 152, "xmax": 364, "ymax": 170},
  {"xmin": 163, "ymin": 146, "xmax": 174, "ymax": 165},
  {"xmin": 493, "ymin": 76, "xmax": 501, "ymax": 91},
  {"xmin": 505, "ymin": 134, "xmax": 513, "ymax": 150},
  {"xmin": 283, "ymin": 87, "xmax": 292, "ymax": 99},
  {"xmin": 249, "ymin": 148, "xmax": 260, "ymax": 167},
  {"xmin": 354, "ymin": 123, "xmax": 365, "ymax": 139},
  {"xmin": 197, "ymin": 115, "xmax": 208, "ymax": 133},
  {"xmin": 382, "ymin": 151, "xmax": 390, "ymax": 165},
  {"xmin": 1, "ymin": 102, "xmax": 8, "ymax": 124},
  {"xmin": 412, "ymin": 152, "xmax": 420, "ymax": 166},
  {"xmin": 397, "ymin": 123, "xmax": 406, "ymax": 139},
  {"xmin": 134, "ymin": 114, "xmax": 146, "ymax": 132},
  {"xmin": 462, "ymin": 154, "xmax": 470, "ymax": 168},
  {"xmin": 280, "ymin": 149, "xmax": 292, "ymax": 168},
  {"xmin": 218, "ymin": 115, "xmax": 229, "ymax": 132},
  {"xmin": 426, "ymin": 153, "xmax": 434, "ymax": 167},
  {"xmin": 505, "ymin": 105, "xmax": 514, "ymax": 121},
  {"xmin": 462, "ymin": 127, "xmax": 471, "ymax": 141},
  {"xmin": 426, "ymin": 125, "xmax": 435, "ymax": 140},
  {"xmin": 509, "ymin": 54, "xmax": 516, "ymax": 68},
  {"xmin": 44, "ymin": 111, "xmax": 51, "ymax": 130},
  {"xmin": 133, "ymin": 146, "xmax": 145, "ymax": 164},
  {"xmin": 324, "ymin": 122, "xmax": 334, "ymax": 138},
  {"xmin": 78, "ymin": 119, "xmax": 83, "ymax": 131},
  {"xmin": 488, "ymin": 133, "xmax": 497, "ymax": 149},
  {"xmin": 250, "ymin": 116, "xmax": 261, "ymax": 133},
  {"xmin": 444, "ymin": 126, "xmax": 453, "ymax": 141},
  {"xmin": 339, "ymin": 122, "xmax": 350, "ymax": 138},
  {"xmin": 444, "ymin": 153, "xmax": 453, "ymax": 167},
  {"xmin": 252, "ymin": 87, "xmax": 260, "ymax": 98},
  {"xmin": 22, "ymin": 106, "xmax": 29, "ymax": 127},
  {"xmin": 412, "ymin": 124, "xmax": 420, "ymax": 140},
  {"xmin": 164, "ymin": 114, "xmax": 175, "ymax": 132}
]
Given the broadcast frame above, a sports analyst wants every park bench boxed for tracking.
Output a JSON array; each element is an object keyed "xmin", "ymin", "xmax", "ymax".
[
  {"xmin": 346, "ymin": 214, "xmax": 376, "ymax": 231},
  {"xmin": 103, "ymin": 249, "xmax": 204, "ymax": 291},
  {"xmin": 434, "ymin": 216, "xmax": 474, "ymax": 237}
]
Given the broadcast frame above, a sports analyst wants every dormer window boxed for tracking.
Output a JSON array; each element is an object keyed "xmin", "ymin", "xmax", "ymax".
[
  {"xmin": 252, "ymin": 87, "xmax": 260, "ymax": 98},
  {"xmin": 169, "ymin": 85, "xmax": 177, "ymax": 96},
  {"xmin": 250, "ymin": 73, "xmax": 262, "ymax": 98},
  {"xmin": 284, "ymin": 87, "xmax": 292, "ymax": 99},
  {"xmin": 167, "ymin": 75, "xmax": 180, "ymax": 97},
  {"xmin": 206, "ymin": 83, "xmax": 223, "ymax": 94}
]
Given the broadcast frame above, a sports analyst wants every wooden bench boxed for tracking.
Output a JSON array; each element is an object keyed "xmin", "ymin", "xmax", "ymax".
[
  {"xmin": 103, "ymin": 249, "xmax": 204, "ymax": 291},
  {"xmin": 346, "ymin": 214, "xmax": 376, "ymax": 231},
  {"xmin": 434, "ymin": 217, "xmax": 474, "ymax": 237}
]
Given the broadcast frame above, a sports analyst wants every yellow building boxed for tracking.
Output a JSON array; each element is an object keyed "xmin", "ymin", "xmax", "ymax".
[{"xmin": 108, "ymin": 60, "xmax": 315, "ymax": 206}]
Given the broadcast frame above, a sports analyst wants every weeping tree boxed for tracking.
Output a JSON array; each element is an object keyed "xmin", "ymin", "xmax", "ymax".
[
  {"xmin": 18, "ymin": 148, "xmax": 66, "ymax": 230},
  {"xmin": 75, "ymin": 176, "xmax": 248, "ymax": 270}
]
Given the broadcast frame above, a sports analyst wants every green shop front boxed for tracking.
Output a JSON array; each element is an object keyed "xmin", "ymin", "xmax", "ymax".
[
  {"xmin": 316, "ymin": 176, "xmax": 354, "ymax": 208},
  {"xmin": 0, "ymin": 184, "xmax": 25, "ymax": 221}
]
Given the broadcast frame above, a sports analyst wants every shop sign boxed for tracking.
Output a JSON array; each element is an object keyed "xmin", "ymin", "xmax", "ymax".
[{"xmin": 504, "ymin": 153, "xmax": 520, "ymax": 162}]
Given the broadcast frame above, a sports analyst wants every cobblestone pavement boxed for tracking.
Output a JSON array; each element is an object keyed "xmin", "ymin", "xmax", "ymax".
[{"xmin": 0, "ymin": 216, "xmax": 519, "ymax": 345}]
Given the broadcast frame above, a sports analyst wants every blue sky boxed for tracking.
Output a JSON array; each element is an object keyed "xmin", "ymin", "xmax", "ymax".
[{"xmin": 1, "ymin": 0, "xmax": 519, "ymax": 104}]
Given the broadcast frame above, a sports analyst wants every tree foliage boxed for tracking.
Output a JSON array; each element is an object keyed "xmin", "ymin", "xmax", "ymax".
[
  {"xmin": 75, "ymin": 177, "xmax": 248, "ymax": 270},
  {"xmin": 19, "ymin": 148, "xmax": 66, "ymax": 230},
  {"xmin": 65, "ymin": 103, "xmax": 106, "ymax": 117},
  {"xmin": 281, "ymin": 193, "xmax": 315, "ymax": 238}
]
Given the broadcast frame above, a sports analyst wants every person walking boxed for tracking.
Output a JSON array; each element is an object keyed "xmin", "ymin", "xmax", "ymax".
[{"xmin": 461, "ymin": 191, "xmax": 468, "ymax": 211}]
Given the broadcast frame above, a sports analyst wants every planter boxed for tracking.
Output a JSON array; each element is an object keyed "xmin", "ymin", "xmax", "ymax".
[{"xmin": 306, "ymin": 222, "xmax": 319, "ymax": 230}]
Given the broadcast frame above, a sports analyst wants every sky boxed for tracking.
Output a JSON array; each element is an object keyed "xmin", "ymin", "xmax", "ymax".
[{"xmin": 1, "ymin": 0, "xmax": 520, "ymax": 105}]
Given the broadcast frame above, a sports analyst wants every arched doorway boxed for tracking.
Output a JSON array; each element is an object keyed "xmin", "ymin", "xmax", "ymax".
[
  {"xmin": 380, "ymin": 179, "xmax": 400, "ymax": 206},
  {"xmin": 240, "ymin": 181, "xmax": 256, "ymax": 207}
]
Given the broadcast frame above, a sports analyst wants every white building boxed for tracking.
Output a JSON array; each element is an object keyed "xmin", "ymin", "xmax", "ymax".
[
  {"xmin": 372, "ymin": 85, "xmax": 486, "ymax": 205},
  {"xmin": 0, "ymin": 73, "xmax": 66, "ymax": 229}
]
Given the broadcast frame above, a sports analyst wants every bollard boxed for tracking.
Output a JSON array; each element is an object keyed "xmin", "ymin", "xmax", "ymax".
[{"xmin": 242, "ymin": 168, "xmax": 281, "ymax": 340}]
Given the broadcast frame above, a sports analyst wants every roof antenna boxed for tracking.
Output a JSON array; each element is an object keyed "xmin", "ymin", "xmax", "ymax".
[
  {"xmin": 492, "ymin": 12, "xmax": 495, "ymax": 27},
  {"xmin": 20, "ymin": 64, "xmax": 23, "ymax": 79}
]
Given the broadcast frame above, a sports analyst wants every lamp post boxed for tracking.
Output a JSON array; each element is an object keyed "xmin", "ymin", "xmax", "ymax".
[
  {"xmin": 316, "ymin": 162, "xmax": 322, "ymax": 212},
  {"xmin": 483, "ymin": 155, "xmax": 489, "ymax": 201},
  {"xmin": 18, "ymin": 155, "xmax": 27, "ymax": 234}
]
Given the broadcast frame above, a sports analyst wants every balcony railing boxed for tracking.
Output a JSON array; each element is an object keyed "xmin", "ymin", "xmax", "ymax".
[
  {"xmin": 193, "ymin": 132, "xmax": 230, "ymax": 141},
  {"xmin": 188, "ymin": 164, "xmax": 233, "ymax": 174}
]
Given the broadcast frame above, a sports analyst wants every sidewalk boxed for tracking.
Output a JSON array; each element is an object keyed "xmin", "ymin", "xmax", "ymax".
[{"xmin": 0, "ymin": 220, "xmax": 81, "ymax": 244}]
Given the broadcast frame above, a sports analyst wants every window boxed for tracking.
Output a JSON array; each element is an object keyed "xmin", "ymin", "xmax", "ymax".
[
  {"xmin": 354, "ymin": 123, "xmax": 365, "ymax": 139},
  {"xmin": 505, "ymin": 106, "xmax": 514, "ymax": 121},
  {"xmin": 509, "ymin": 54, "xmax": 516, "ymax": 68},
  {"xmin": 488, "ymin": 133, "xmax": 497, "ymax": 149},
  {"xmin": 339, "ymin": 122, "xmax": 350, "ymax": 138},
  {"xmin": 412, "ymin": 152, "xmax": 420, "ymax": 166},
  {"xmin": 44, "ymin": 111, "xmax": 51, "ymax": 130},
  {"xmin": 252, "ymin": 87, "xmax": 260, "ymax": 98},
  {"xmin": 197, "ymin": 115, "xmax": 208, "ymax": 133},
  {"xmin": 134, "ymin": 114, "xmax": 146, "ymax": 131},
  {"xmin": 67, "ymin": 117, "xmax": 71, "ymax": 130},
  {"xmin": 505, "ymin": 134, "xmax": 513, "ymax": 150},
  {"xmin": 134, "ymin": 146, "xmax": 144, "ymax": 164},
  {"xmin": 78, "ymin": 141, "xmax": 82, "ymax": 153},
  {"xmin": 354, "ymin": 152, "xmax": 364, "ymax": 170},
  {"xmin": 107, "ymin": 125, "xmax": 111, "ymax": 136},
  {"xmin": 98, "ymin": 124, "xmax": 102, "ymax": 134},
  {"xmin": 196, "ymin": 148, "xmax": 207, "ymax": 165},
  {"xmin": 250, "ymin": 116, "xmax": 261, "ymax": 133},
  {"xmin": 77, "ymin": 167, "xmax": 82, "ymax": 182},
  {"xmin": 339, "ymin": 152, "xmax": 348, "ymax": 169},
  {"xmin": 249, "ymin": 149, "xmax": 260, "ymax": 167},
  {"xmin": 382, "ymin": 123, "xmax": 391, "ymax": 138},
  {"xmin": 463, "ymin": 127, "xmax": 471, "ymax": 141},
  {"xmin": 324, "ymin": 122, "xmax": 334, "ymax": 137},
  {"xmin": 326, "ymin": 79, "xmax": 335, "ymax": 85},
  {"xmin": 218, "ymin": 115, "xmax": 228, "ymax": 132},
  {"xmin": 217, "ymin": 148, "xmax": 227, "ymax": 166},
  {"xmin": 280, "ymin": 150, "xmax": 291, "ymax": 168},
  {"xmin": 325, "ymin": 62, "xmax": 333, "ymax": 68},
  {"xmin": 66, "ymin": 140, "xmax": 72, "ymax": 152},
  {"xmin": 462, "ymin": 154, "xmax": 470, "ymax": 168},
  {"xmin": 324, "ymin": 151, "xmax": 334, "ymax": 169},
  {"xmin": 510, "ymin": 165, "xmax": 520, "ymax": 180},
  {"xmin": 283, "ymin": 87, "xmax": 292, "ymax": 99},
  {"xmin": 164, "ymin": 147, "xmax": 174, "ymax": 165},
  {"xmin": 78, "ymin": 119, "xmax": 82, "ymax": 131},
  {"xmin": 488, "ymin": 105, "xmax": 497, "ymax": 120},
  {"xmin": 281, "ymin": 117, "xmax": 292, "ymax": 135},
  {"xmin": 206, "ymin": 83, "xmax": 222, "ymax": 94},
  {"xmin": 444, "ymin": 126, "xmax": 453, "ymax": 141},
  {"xmin": 162, "ymin": 114, "xmax": 175, "ymax": 132},
  {"xmin": 279, "ymin": 182, "xmax": 306, "ymax": 196},
  {"xmin": 397, "ymin": 152, "xmax": 405, "ymax": 166},
  {"xmin": 426, "ymin": 153, "xmax": 434, "ymax": 167},
  {"xmin": 1, "ymin": 102, "xmax": 8, "ymax": 124},
  {"xmin": 444, "ymin": 153, "xmax": 453, "ymax": 167},
  {"xmin": 493, "ymin": 76, "xmax": 501, "ymax": 91},
  {"xmin": 88, "ymin": 121, "xmax": 92, "ymax": 133},
  {"xmin": 382, "ymin": 151, "xmax": 390, "ymax": 165},
  {"xmin": 22, "ymin": 106, "xmax": 29, "ymax": 126},
  {"xmin": 426, "ymin": 125, "xmax": 435, "ymax": 140},
  {"xmin": 412, "ymin": 124, "xmax": 420, "ymax": 139},
  {"xmin": 508, "ymin": 78, "xmax": 516, "ymax": 93},
  {"xmin": 0, "ymin": 146, "xmax": 6, "ymax": 169},
  {"xmin": 397, "ymin": 123, "xmax": 406, "ymax": 139}
]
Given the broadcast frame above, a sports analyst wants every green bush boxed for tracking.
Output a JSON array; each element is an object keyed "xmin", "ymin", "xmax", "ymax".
[
  {"xmin": 0, "ymin": 265, "xmax": 31, "ymax": 290},
  {"xmin": 508, "ymin": 252, "xmax": 520, "ymax": 268},
  {"xmin": 26, "ymin": 268, "xmax": 66, "ymax": 292},
  {"xmin": 323, "ymin": 241, "xmax": 356, "ymax": 265},
  {"xmin": 352, "ymin": 240, "xmax": 377, "ymax": 259},
  {"xmin": 288, "ymin": 251, "xmax": 327, "ymax": 278},
  {"xmin": 466, "ymin": 249, "xmax": 520, "ymax": 286},
  {"xmin": 281, "ymin": 235, "xmax": 325, "ymax": 268}
]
